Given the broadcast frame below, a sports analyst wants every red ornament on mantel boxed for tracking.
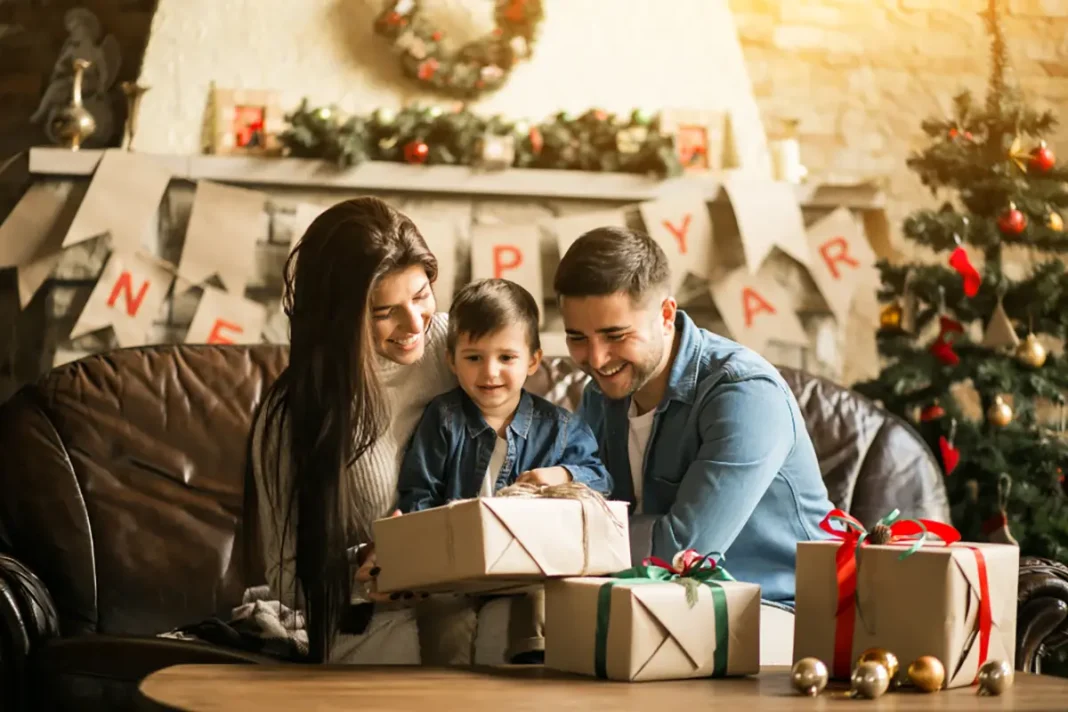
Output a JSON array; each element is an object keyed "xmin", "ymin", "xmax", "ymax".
[
  {"xmin": 1029, "ymin": 141, "xmax": 1056, "ymax": 173},
  {"xmin": 998, "ymin": 203, "xmax": 1028, "ymax": 236},
  {"xmin": 403, "ymin": 140, "xmax": 430, "ymax": 164}
]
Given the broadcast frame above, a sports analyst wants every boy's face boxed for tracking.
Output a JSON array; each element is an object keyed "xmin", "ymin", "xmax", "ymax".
[{"xmin": 449, "ymin": 324, "xmax": 542, "ymax": 415}]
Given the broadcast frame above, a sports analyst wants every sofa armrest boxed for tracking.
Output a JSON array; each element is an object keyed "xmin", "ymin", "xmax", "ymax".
[
  {"xmin": 1017, "ymin": 556, "xmax": 1068, "ymax": 674},
  {"xmin": 0, "ymin": 553, "xmax": 60, "ymax": 710}
]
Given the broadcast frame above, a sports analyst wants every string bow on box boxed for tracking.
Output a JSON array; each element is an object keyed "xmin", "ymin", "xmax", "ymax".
[{"xmin": 639, "ymin": 550, "xmax": 736, "ymax": 606}]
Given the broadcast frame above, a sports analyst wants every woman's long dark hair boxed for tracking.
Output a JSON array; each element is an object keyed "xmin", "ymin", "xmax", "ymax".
[{"xmin": 256, "ymin": 197, "xmax": 437, "ymax": 662}]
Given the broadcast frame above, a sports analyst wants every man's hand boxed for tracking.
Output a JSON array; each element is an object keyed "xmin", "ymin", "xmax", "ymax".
[{"xmin": 516, "ymin": 466, "xmax": 572, "ymax": 488}]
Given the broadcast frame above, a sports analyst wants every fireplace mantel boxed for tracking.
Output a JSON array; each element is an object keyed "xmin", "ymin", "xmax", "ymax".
[{"xmin": 28, "ymin": 148, "xmax": 885, "ymax": 209}]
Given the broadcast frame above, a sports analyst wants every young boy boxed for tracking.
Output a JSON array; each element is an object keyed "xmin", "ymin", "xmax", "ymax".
[{"xmin": 397, "ymin": 278, "xmax": 612, "ymax": 665}]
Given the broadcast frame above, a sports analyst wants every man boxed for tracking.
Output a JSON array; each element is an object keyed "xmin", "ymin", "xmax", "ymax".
[{"xmin": 555, "ymin": 226, "xmax": 833, "ymax": 604}]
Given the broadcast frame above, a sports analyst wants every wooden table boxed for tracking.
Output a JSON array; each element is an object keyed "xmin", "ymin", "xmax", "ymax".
[{"xmin": 138, "ymin": 664, "xmax": 1068, "ymax": 711}]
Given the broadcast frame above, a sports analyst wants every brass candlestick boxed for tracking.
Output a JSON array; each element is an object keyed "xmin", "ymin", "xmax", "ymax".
[
  {"xmin": 120, "ymin": 81, "xmax": 150, "ymax": 150},
  {"xmin": 49, "ymin": 58, "xmax": 96, "ymax": 150}
]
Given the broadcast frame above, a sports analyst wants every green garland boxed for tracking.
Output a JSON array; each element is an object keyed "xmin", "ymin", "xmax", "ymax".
[
  {"xmin": 374, "ymin": 0, "xmax": 543, "ymax": 100},
  {"xmin": 279, "ymin": 100, "xmax": 683, "ymax": 178}
]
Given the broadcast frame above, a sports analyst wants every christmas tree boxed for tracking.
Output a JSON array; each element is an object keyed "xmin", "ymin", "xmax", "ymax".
[{"xmin": 854, "ymin": 0, "xmax": 1068, "ymax": 564}]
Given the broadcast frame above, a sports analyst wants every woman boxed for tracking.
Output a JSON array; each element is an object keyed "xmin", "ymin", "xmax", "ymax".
[{"xmin": 248, "ymin": 197, "xmax": 455, "ymax": 663}]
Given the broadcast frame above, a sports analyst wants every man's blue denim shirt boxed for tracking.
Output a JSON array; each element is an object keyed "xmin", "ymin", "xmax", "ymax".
[
  {"xmin": 398, "ymin": 387, "xmax": 612, "ymax": 512},
  {"xmin": 578, "ymin": 310, "xmax": 834, "ymax": 603}
]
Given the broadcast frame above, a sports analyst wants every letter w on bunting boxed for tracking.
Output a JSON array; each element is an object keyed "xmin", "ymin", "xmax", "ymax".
[{"xmin": 805, "ymin": 207, "xmax": 876, "ymax": 324}]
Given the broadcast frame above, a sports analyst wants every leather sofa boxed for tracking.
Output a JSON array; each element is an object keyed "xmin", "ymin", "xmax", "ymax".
[{"xmin": 1, "ymin": 344, "xmax": 1066, "ymax": 711}]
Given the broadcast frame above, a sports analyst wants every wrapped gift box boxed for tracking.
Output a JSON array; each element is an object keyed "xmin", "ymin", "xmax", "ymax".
[
  {"xmin": 544, "ymin": 574, "xmax": 761, "ymax": 682},
  {"xmin": 372, "ymin": 497, "xmax": 630, "ymax": 593},
  {"xmin": 793, "ymin": 539, "xmax": 1018, "ymax": 689}
]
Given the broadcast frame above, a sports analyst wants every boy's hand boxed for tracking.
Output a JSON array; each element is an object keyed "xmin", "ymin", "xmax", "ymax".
[{"xmin": 516, "ymin": 466, "xmax": 572, "ymax": 488}]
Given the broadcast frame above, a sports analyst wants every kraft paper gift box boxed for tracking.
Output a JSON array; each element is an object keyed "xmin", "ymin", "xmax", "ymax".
[
  {"xmin": 544, "ymin": 559, "xmax": 761, "ymax": 682},
  {"xmin": 793, "ymin": 510, "xmax": 1019, "ymax": 690},
  {"xmin": 372, "ymin": 496, "xmax": 630, "ymax": 594}
]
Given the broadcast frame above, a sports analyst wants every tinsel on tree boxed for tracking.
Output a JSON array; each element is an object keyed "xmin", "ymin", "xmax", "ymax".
[{"xmin": 854, "ymin": 0, "xmax": 1068, "ymax": 564}]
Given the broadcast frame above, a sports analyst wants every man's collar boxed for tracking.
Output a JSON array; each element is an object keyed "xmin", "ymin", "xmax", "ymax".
[
  {"xmin": 659, "ymin": 309, "xmax": 702, "ymax": 408},
  {"xmin": 462, "ymin": 389, "xmax": 534, "ymax": 439}
]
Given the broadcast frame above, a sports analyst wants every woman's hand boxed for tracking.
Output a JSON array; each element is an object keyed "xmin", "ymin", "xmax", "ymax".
[
  {"xmin": 354, "ymin": 509, "xmax": 419, "ymax": 603},
  {"xmin": 516, "ymin": 466, "xmax": 572, "ymax": 488}
]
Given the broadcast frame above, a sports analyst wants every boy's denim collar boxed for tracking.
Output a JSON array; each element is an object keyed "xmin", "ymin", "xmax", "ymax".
[
  {"xmin": 460, "ymin": 388, "xmax": 534, "ymax": 440},
  {"xmin": 587, "ymin": 310, "xmax": 703, "ymax": 412}
]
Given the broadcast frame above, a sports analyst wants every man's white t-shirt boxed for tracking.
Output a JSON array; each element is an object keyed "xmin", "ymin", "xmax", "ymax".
[
  {"xmin": 480, "ymin": 435, "xmax": 509, "ymax": 498},
  {"xmin": 627, "ymin": 401, "xmax": 656, "ymax": 513}
]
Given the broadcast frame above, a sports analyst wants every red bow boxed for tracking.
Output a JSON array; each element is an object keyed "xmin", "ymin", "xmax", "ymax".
[{"xmin": 642, "ymin": 549, "xmax": 720, "ymax": 577}]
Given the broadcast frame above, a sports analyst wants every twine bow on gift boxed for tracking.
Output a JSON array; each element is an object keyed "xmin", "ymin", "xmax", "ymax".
[
  {"xmin": 819, "ymin": 509, "xmax": 991, "ymax": 685},
  {"xmin": 595, "ymin": 550, "xmax": 734, "ymax": 679}
]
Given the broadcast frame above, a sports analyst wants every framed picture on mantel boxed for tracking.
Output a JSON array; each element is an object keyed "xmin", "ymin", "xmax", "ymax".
[
  {"xmin": 660, "ymin": 108, "xmax": 735, "ymax": 175},
  {"xmin": 210, "ymin": 88, "xmax": 284, "ymax": 156}
]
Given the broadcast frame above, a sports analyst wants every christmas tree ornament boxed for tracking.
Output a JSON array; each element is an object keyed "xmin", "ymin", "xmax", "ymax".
[
  {"xmin": 997, "ymin": 202, "xmax": 1027, "ymax": 236},
  {"xmin": 939, "ymin": 419, "xmax": 960, "ymax": 475},
  {"xmin": 987, "ymin": 395, "xmax": 1014, "ymax": 428},
  {"xmin": 977, "ymin": 659, "xmax": 1014, "ymax": 695},
  {"xmin": 900, "ymin": 271, "xmax": 919, "ymax": 333},
  {"xmin": 1015, "ymin": 333, "xmax": 1048, "ymax": 368},
  {"xmin": 878, "ymin": 301, "xmax": 903, "ymax": 330},
  {"xmin": 982, "ymin": 295, "xmax": 1020, "ymax": 349},
  {"xmin": 631, "ymin": 108, "xmax": 654, "ymax": 126},
  {"xmin": 474, "ymin": 133, "xmax": 515, "ymax": 170},
  {"xmin": 403, "ymin": 139, "xmax": 429, "ymax": 164},
  {"xmin": 373, "ymin": 107, "xmax": 397, "ymax": 125},
  {"xmin": 850, "ymin": 661, "xmax": 890, "ymax": 699},
  {"xmin": 983, "ymin": 473, "xmax": 1018, "ymax": 546},
  {"xmin": 920, "ymin": 402, "xmax": 946, "ymax": 421},
  {"xmin": 790, "ymin": 657, "xmax": 828, "ymax": 696},
  {"xmin": 948, "ymin": 243, "xmax": 982, "ymax": 297},
  {"xmin": 1049, "ymin": 210, "xmax": 1064, "ymax": 232},
  {"xmin": 1009, "ymin": 135, "xmax": 1029, "ymax": 172},
  {"xmin": 1029, "ymin": 140, "xmax": 1056, "ymax": 173},
  {"xmin": 856, "ymin": 648, "xmax": 900, "ymax": 682},
  {"xmin": 929, "ymin": 315, "xmax": 964, "ymax": 367},
  {"xmin": 907, "ymin": 655, "xmax": 945, "ymax": 692}
]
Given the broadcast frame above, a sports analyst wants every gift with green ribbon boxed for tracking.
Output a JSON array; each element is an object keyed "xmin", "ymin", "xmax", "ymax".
[{"xmin": 544, "ymin": 550, "xmax": 761, "ymax": 682}]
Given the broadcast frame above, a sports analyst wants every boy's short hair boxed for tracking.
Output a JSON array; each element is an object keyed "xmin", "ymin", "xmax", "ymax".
[
  {"xmin": 553, "ymin": 226, "xmax": 671, "ymax": 305},
  {"xmin": 447, "ymin": 279, "xmax": 541, "ymax": 353}
]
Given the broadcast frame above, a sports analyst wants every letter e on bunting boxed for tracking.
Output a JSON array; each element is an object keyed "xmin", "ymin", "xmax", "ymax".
[
  {"xmin": 710, "ymin": 266, "xmax": 807, "ymax": 353},
  {"xmin": 185, "ymin": 285, "xmax": 268, "ymax": 344},
  {"xmin": 470, "ymin": 223, "xmax": 543, "ymax": 323},
  {"xmin": 805, "ymin": 207, "xmax": 875, "ymax": 323},
  {"xmin": 70, "ymin": 251, "xmax": 174, "ymax": 347},
  {"xmin": 638, "ymin": 194, "xmax": 712, "ymax": 290},
  {"xmin": 723, "ymin": 173, "xmax": 810, "ymax": 271}
]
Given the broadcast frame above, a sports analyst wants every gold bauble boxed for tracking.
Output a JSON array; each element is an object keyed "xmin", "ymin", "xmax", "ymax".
[
  {"xmin": 790, "ymin": 657, "xmax": 829, "ymax": 696},
  {"xmin": 907, "ymin": 655, "xmax": 946, "ymax": 692},
  {"xmin": 851, "ymin": 661, "xmax": 890, "ymax": 699},
  {"xmin": 1016, "ymin": 333, "xmax": 1048, "ymax": 368},
  {"xmin": 977, "ymin": 659, "xmax": 1014, "ymax": 696},
  {"xmin": 1049, "ymin": 211, "xmax": 1064, "ymax": 232},
  {"xmin": 857, "ymin": 648, "xmax": 899, "ymax": 682},
  {"xmin": 879, "ymin": 302, "xmax": 903, "ymax": 330},
  {"xmin": 987, "ymin": 395, "xmax": 1014, "ymax": 428}
]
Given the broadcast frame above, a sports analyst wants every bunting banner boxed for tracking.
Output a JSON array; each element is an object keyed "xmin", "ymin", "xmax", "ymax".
[
  {"xmin": 541, "ymin": 208, "xmax": 629, "ymax": 261},
  {"xmin": 184, "ymin": 285, "xmax": 268, "ymax": 345},
  {"xmin": 408, "ymin": 214, "xmax": 460, "ymax": 311},
  {"xmin": 723, "ymin": 172, "xmax": 810, "ymax": 270},
  {"xmin": 0, "ymin": 183, "xmax": 75, "ymax": 306},
  {"xmin": 470, "ymin": 222, "xmax": 543, "ymax": 323},
  {"xmin": 805, "ymin": 207, "xmax": 876, "ymax": 323},
  {"xmin": 69, "ymin": 250, "xmax": 174, "ymax": 347},
  {"xmin": 62, "ymin": 150, "xmax": 171, "ymax": 252},
  {"xmin": 638, "ymin": 194, "xmax": 713, "ymax": 288},
  {"xmin": 710, "ymin": 266, "xmax": 808, "ymax": 353},
  {"xmin": 176, "ymin": 181, "xmax": 265, "ymax": 294}
]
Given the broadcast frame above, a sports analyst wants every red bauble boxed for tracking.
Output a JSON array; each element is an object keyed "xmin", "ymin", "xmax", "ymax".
[
  {"xmin": 921, "ymin": 403, "xmax": 946, "ymax": 421},
  {"xmin": 1029, "ymin": 141, "xmax": 1056, "ymax": 173},
  {"xmin": 403, "ymin": 140, "xmax": 429, "ymax": 164},
  {"xmin": 998, "ymin": 203, "xmax": 1027, "ymax": 235}
]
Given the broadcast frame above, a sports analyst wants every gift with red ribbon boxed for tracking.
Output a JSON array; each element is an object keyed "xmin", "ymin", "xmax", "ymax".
[
  {"xmin": 793, "ymin": 509, "xmax": 1018, "ymax": 689},
  {"xmin": 544, "ymin": 550, "xmax": 761, "ymax": 682}
]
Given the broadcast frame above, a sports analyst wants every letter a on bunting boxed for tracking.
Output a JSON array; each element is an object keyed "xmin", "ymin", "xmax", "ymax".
[{"xmin": 710, "ymin": 266, "xmax": 807, "ymax": 353}]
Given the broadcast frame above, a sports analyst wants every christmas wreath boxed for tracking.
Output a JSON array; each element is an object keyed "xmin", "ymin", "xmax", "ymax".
[{"xmin": 374, "ymin": 0, "xmax": 543, "ymax": 100}]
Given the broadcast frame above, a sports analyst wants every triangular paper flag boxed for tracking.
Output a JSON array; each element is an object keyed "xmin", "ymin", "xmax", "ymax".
[
  {"xmin": 0, "ymin": 182, "xmax": 77, "ymax": 306},
  {"xmin": 723, "ymin": 172, "xmax": 810, "ymax": 270},
  {"xmin": 62, "ymin": 150, "xmax": 171, "ymax": 251},
  {"xmin": 710, "ymin": 266, "xmax": 808, "ymax": 353},
  {"xmin": 638, "ymin": 195, "xmax": 713, "ymax": 286},
  {"xmin": 405, "ymin": 212, "xmax": 460, "ymax": 312},
  {"xmin": 184, "ymin": 285, "xmax": 268, "ymax": 344},
  {"xmin": 177, "ymin": 181, "xmax": 265, "ymax": 294},
  {"xmin": 70, "ymin": 250, "xmax": 174, "ymax": 347},
  {"xmin": 804, "ymin": 207, "xmax": 875, "ymax": 323},
  {"xmin": 541, "ymin": 208, "xmax": 628, "ymax": 261},
  {"xmin": 982, "ymin": 299, "xmax": 1020, "ymax": 349},
  {"xmin": 470, "ymin": 223, "xmax": 543, "ymax": 324}
]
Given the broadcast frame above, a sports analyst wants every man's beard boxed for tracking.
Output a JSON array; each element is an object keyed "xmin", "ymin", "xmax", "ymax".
[{"xmin": 589, "ymin": 330, "xmax": 665, "ymax": 401}]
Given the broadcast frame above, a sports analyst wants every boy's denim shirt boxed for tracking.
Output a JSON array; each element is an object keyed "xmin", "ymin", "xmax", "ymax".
[
  {"xmin": 578, "ymin": 310, "xmax": 834, "ymax": 604},
  {"xmin": 397, "ymin": 387, "xmax": 612, "ymax": 513}
]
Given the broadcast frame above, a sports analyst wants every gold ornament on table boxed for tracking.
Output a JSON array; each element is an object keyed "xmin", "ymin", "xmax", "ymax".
[
  {"xmin": 987, "ymin": 395, "xmax": 1014, "ymax": 428},
  {"xmin": 856, "ymin": 648, "xmax": 899, "ymax": 683},
  {"xmin": 1016, "ymin": 333, "xmax": 1048, "ymax": 368},
  {"xmin": 907, "ymin": 655, "xmax": 945, "ymax": 692},
  {"xmin": 790, "ymin": 657, "xmax": 828, "ymax": 696},
  {"xmin": 49, "ymin": 58, "xmax": 96, "ymax": 151},
  {"xmin": 120, "ymin": 81, "xmax": 149, "ymax": 151},
  {"xmin": 977, "ymin": 659, "xmax": 1014, "ymax": 696},
  {"xmin": 850, "ymin": 660, "xmax": 890, "ymax": 699}
]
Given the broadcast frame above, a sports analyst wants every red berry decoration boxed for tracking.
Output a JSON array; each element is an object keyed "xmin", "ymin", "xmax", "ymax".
[
  {"xmin": 403, "ymin": 140, "xmax": 429, "ymax": 164},
  {"xmin": 1029, "ymin": 141, "xmax": 1056, "ymax": 173},
  {"xmin": 998, "ymin": 202, "xmax": 1027, "ymax": 236}
]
